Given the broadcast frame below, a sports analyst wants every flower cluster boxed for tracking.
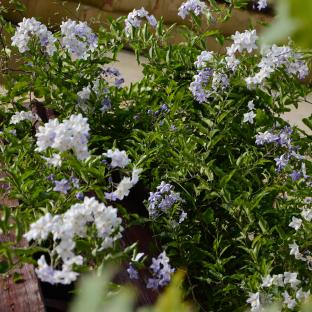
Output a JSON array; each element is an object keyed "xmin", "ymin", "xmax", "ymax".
[
  {"xmin": 10, "ymin": 110, "xmax": 39, "ymax": 125},
  {"xmin": 103, "ymin": 148, "xmax": 131, "ymax": 168},
  {"xmin": 224, "ymin": 29, "xmax": 258, "ymax": 71},
  {"xmin": 24, "ymin": 196, "xmax": 123, "ymax": 284},
  {"xmin": 286, "ymin": 198, "xmax": 312, "ymax": 268},
  {"xmin": 124, "ymin": 8, "xmax": 157, "ymax": 36},
  {"xmin": 247, "ymin": 272, "xmax": 310, "ymax": 311},
  {"xmin": 60, "ymin": 20, "xmax": 98, "ymax": 60},
  {"xmin": 246, "ymin": 45, "xmax": 309, "ymax": 88},
  {"xmin": 147, "ymin": 181, "xmax": 183, "ymax": 218},
  {"xmin": 255, "ymin": 126, "xmax": 309, "ymax": 181},
  {"xmin": 146, "ymin": 251, "xmax": 175, "ymax": 290},
  {"xmin": 227, "ymin": 30, "xmax": 258, "ymax": 55},
  {"xmin": 178, "ymin": 0, "xmax": 208, "ymax": 19},
  {"xmin": 11, "ymin": 17, "xmax": 56, "ymax": 55},
  {"xmin": 35, "ymin": 114, "xmax": 90, "ymax": 160}
]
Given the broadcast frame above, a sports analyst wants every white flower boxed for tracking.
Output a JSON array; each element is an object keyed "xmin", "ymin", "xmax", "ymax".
[
  {"xmin": 105, "ymin": 168, "xmax": 142, "ymax": 201},
  {"xmin": 246, "ymin": 292, "xmax": 262, "ymax": 312},
  {"xmin": 225, "ymin": 55, "xmax": 240, "ymax": 71},
  {"xmin": 10, "ymin": 111, "xmax": 39, "ymax": 124},
  {"xmin": 296, "ymin": 288, "xmax": 310, "ymax": 301},
  {"xmin": 36, "ymin": 114, "xmax": 90, "ymax": 160},
  {"xmin": 248, "ymin": 100, "xmax": 255, "ymax": 110},
  {"xmin": 288, "ymin": 242, "xmax": 305, "ymax": 260},
  {"xmin": 27, "ymin": 197, "xmax": 123, "ymax": 285},
  {"xmin": 60, "ymin": 20, "xmax": 98, "ymax": 60},
  {"xmin": 77, "ymin": 86, "xmax": 91, "ymax": 102},
  {"xmin": 289, "ymin": 217, "xmax": 302, "ymax": 231},
  {"xmin": 282, "ymin": 290, "xmax": 297, "ymax": 310},
  {"xmin": 243, "ymin": 111, "xmax": 256, "ymax": 124},
  {"xmin": 272, "ymin": 274, "xmax": 284, "ymax": 287},
  {"xmin": 24, "ymin": 213, "xmax": 56, "ymax": 241},
  {"xmin": 228, "ymin": 30, "xmax": 258, "ymax": 55},
  {"xmin": 301, "ymin": 209, "xmax": 312, "ymax": 221},
  {"xmin": 261, "ymin": 275, "xmax": 273, "ymax": 288},
  {"xmin": 195, "ymin": 51, "xmax": 214, "ymax": 69},
  {"xmin": 103, "ymin": 148, "xmax": 130, "ymax": 168},
  {"xmin": 42, "ymin": 153, "xmax": 62, "ymax": 167},
  {"xmin": 11, "ymin": 17, "xmax": 56, "ymax": 55},
  {"xmin": 284, "ymin": 272, "xmax": 301, "ymax": 289}
]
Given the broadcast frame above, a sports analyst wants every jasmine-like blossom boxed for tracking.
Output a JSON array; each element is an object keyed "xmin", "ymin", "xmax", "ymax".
[
  {"xmin": 289, "ymin": 217, "xmax": 302, "ymax": 231},
  {"xmin": 103, "ymin": 148, "xmax": 131, "ymax": 168},
  {"xmin": 127, "ymin": 265, "xmax": 139, "ymax": 280},
  {"xmin": 283, "ymin": 272, "xmax": 301, "ymax": 289},
  {"xmin": 257, "ymin": 0, "xmax": 268, "ymax": 10},
  {"xmin": 76, "ymin": 192, "xmax": 84, "ymax": 200},
  {"xmin": 60, "ymin": 20, "xmax": 98, "ymax": 60},
  {"xmin": 301, "ymin": 209, "xmax": 312, "ymax": 221},
  {"xmin": 288, "ymin": 242, "xmax": 305, "ymax": 261},
  {"xmin": 194, "ymin": 51, "xmax": 214, "ymax": 69},
  {"xmin": 100, "ymin": 97, "xmax": 112, "ymax": 113},
  {"xmin": 42, "ymin": 153, "xmax": 62, "ymax": 167},
  {"xmin": 261, "ymin": 275, "xmax": 273, "ymax": 288},
  {"xmin": 10, "ymin": 111, "xmax": 39, "ymax": 124},
  {"xmin": 11, "ymin": 17, "xmax": 56, "ymax": 55},
  {"xmin": 289, "ymin": 170, "xmax": 301, "ymax": 181},
  {"xmin": 35, "ymin": 114, "xmax": 90, "ymax": 160},
  {"xmin": 178, "ymin": 211, "xmax": 187, "ymax": 224},
  {"xmin": 125, "ymin": 8, "xmax": 157, "ymax": 36},
  {"xmin": 146, "ymin": 251, "xmax": 175, "ymax": 290},
  {"xmin": 248, "ymin": 100, "xmax": 255, "ymax": 110},
  {"xmin": 255, "ymin": 131, "xmax": 278, "ymax": 145},
  {"xmin": 227, "ymin": 30, "xmax": 258, "ymax": 55},
  {"xmin": 105, "ymin": 168, "xmax": 143, "ymax": 201},
  {"xmin": 246, "ymin": 292, "xmax": 262, "ymax": 312},
  {"xmin": 282, "ymin": 291, "xmax": 297, "ymax": 310},
  {"xmin": 243, "ymin": 111, "xmax": 256, "ymax": 124},
  {"xmin": 178, "ymin": 0, "xmax": 208, "ymax": 19},
  {"xmin": 147, "ymin": 181, "xmax": 183, "ymax": 218},
  {"xmin": 296, "ymin": 288, "xmax": 310, "ymax": 301},
  {"xmin": 225, "ymin": 54, "xmax": 240, "ymax": 71},
  {"xmin": 274, "ymin": 154, "xmax": 289, "ymax": 172},
  {"xmin": 53, "ymin": 179, "xmax": 71, "ymax": 194},
  {"xmin": 246, "ymin": 45, "xmax": 309, "ymax": 89},
  {"xmin": 24, "ymin": 197, "xmax": 123, "ymax": 284}
]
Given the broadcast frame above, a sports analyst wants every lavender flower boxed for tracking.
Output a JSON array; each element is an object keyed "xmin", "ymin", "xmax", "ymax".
[
  {"xmin": 125, "ymin": 8, "xmax": 157, "ymax": 36},
  {"xmin": 146, "ymin": 251, "xmax": 175, "ymax": 290},
  {"xmin": 178, "ymin": 0, "xmax": 208, "ymax": 19},
  {"xmin": 75, "ymin": 192, "xmax": 84, "ymax": 200},
  {"xmin": 189, "ymin": 67, "xmax": 213, "ymax": 103},
  {"xmin": 100, "ymin": 97, "xmax": 112, "ymax": 113},
  {"xmin": 127, "ymin": 265, "xmax": 139, "ymax": 280},
  {"xmin": 53, "ymin": 179, "xmax": 71, "ymax": 194},
  {"xmin": 147, "ymin": 182, "xmax": 182, "ymax": 218},
  {"xmin": 289, "ymin": 170, "xmax": 301, "ymax": 181},
  {"xmin": 274, "ymin": 154, "xmax": 289, "ymax": 172},
  {"xmin": 60, "ymin": 20, "xmax": 98, "ymax": 60}
]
